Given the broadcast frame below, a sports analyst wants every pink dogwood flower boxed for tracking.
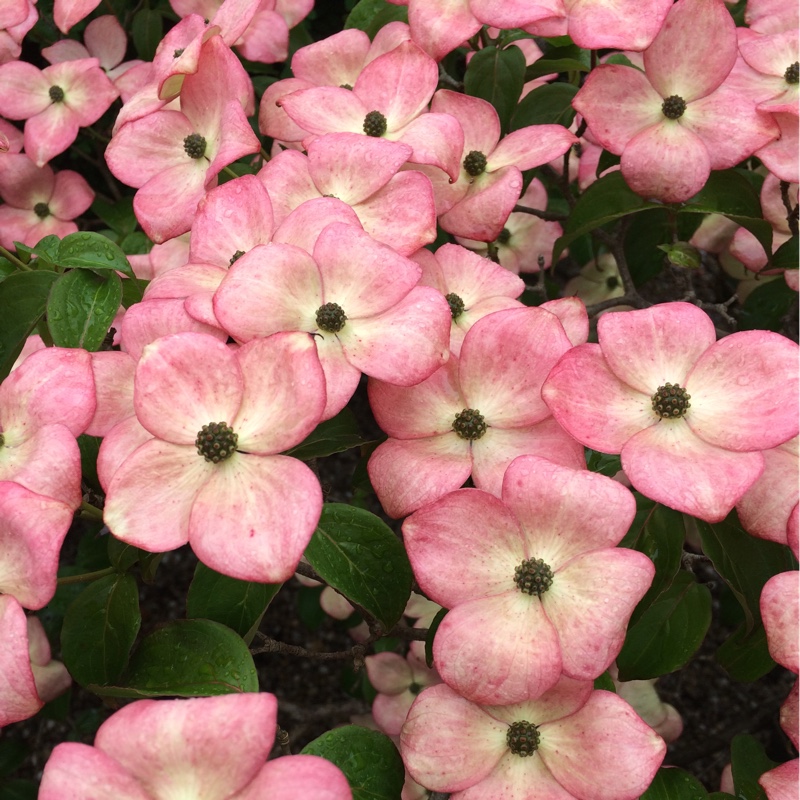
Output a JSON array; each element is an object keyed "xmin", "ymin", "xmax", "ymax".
[
  {"xmin": 400, "ymin": 679, "xmax": 666, "ymax": 800},
  {"xmin": 0, "ymin": 595, "xmax": 71, "ymax": 727},
  {"xmin": 573, "ymin": 0, "xmax": 779, "ymax": 202},
  {"xmin": 0, "ymin": 153, "xmax": 93, "ymax": 249},
  {"xmin": 403, "ymin": 456, "xmax": 653, "ymax": 704},
  {"xmin": 542, "ymin": 302, "xmax": 800, "ymax": 522},
  {"xmin": 0, "ymin": 56, "xmax": 118, "ymax": 166},
  {"xmin": 102, "ymin": 331, "xmax": 326, "ymax": 583},
  {"xmin": 0, "ymin": 0, "xmax": 36, "ymax": 64},
  {"xmin": 39, "ymin": 693, "xmax": 353, "ymax": 799}
]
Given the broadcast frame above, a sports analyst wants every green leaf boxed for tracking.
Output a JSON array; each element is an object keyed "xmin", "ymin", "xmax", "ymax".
[
  {"xmin": 730, "ymin": 734, "xmax": 777, "ymax": 800},
  {"xmin": 344, "ymin": 0, "xmax": 407, "ymax": 37},
  {"xmin": 596, "ymin": 148, "xmax": 621, "ymax": 178},
  {"xmin": 186, "ymin": 562, "xmax": 281, "ymax": 644},
  {"xmin": 0, "ymin": 779, "xmax": 38, "ymax": 800},
  {"xmin": 77, "ymin": 434, "xmax": 102, "ymax": 492},
  {"xmin": 0, "ymin": 270, "xmax": 59, "ymax": 381},
  {"xmin": 302, "ymin": 726, "xmax": 405, "ymax": 800},
  {"xmin": 30, "ymin": 234, "xmax": 60, "ymax": 265},
  {"xmin": 696, "ymin": 511, "xmax": 795, "ymax": 633},
  {"xmin": 286, "ymin": 408, "xmax": 366, "ymax": 460},
  {"xmin": 46, "ymin": 269, "xmax": 122, "ymax": 351},
  {"xmin": 524, "ymin": 57, "xmax": 588, "ymax": 80},
  {"xmin": 92, "ymin": 196, "xmax": 137, "ymax": 236},
  {"xmin": 740, "ymin": 277, "xmax": 797, "ymax": 332},
  {"xmin": 716, "ymin": 621, "xmax": 775, "ymax": 682},
  {"xmin": 61, "ymin": 574, "xmax": 141, "ymax": 687},
  {"xmin": 0, "ymin": 257, "xmax": 16, "ymax": 280},
  {"xmin": 304, "ymin": 504, "xmax": 413, "ymax": 632},
  {"xmin": 464, "ymin": 45, "xmax": 526, "ymax": 134},
  {"xmin": 56, "ymin": 232, "xmax": 134, "ymax": 276},
  {"xmin": 640, "ymin": 767, "xmax": 709, "ymax": 800},
  {"xmin": 593, "ymin": 671, "xmax": 616, "ymax": 693},
  {"xmin": 553, "ymin": 172, "xmax": 661, "ymax": 261},
  {"xmin": 511, "ymin": 82, "xmax": 578, "ymax": 130},
  {"xmin": 120, "ymin": 277, "xmax": 148, "ymax": 308},
  {"xmin": 772, "ymin": 235, "xmax": 798, "ymax": 272},
  {"xmin": 585, "ymin": 449, "xmax": 622, "ymax": 478},
  {"xmin": 616, "ymin": 570, "xmax": 711, "ymax": 680},
  {"xmin": 132, "ymin": 8, "xmax": 163, "ymax": 61},
  {"xmin": 119, "ymin": 232, "xmax": 153, "ymax": 256},
  {"xmin": 101, "ymin": 619, "xmax": 258, "ymax": 698}
]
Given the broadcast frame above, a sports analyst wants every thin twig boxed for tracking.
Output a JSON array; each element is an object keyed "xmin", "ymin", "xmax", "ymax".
[
  {"xmin": 511, "ymin": 204, "xmax": 566, "ymax": 222},
  {"xmin": 780, "ymin": 180, "xmax": 799, "ymax": 237}
]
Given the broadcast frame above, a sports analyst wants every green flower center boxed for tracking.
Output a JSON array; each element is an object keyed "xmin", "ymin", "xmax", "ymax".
[
  {"xmin": 651, "ymin": 382, "xmax": 691, "ymax": 418},
  {"xmin": 514, "ymin": 558, "xmax": 554, "ymax": 596},
  {"xmin": 33, "ymin": 202, "xmax": 51, "ymax": 219},
  {"xmin": 661, "ymin": 95, "xmax": 687, "ymax": 119},
  {"xmin": 445, "ymin": 292, "xmax": 465, "ymax": 320},
  {"xmin": 316, "ymin": 302, "xmax": 347, "ymax": 333},
  {"xmin": 0, "ymin": 432, "xmax": 4, "ymax": 448},
  {"xmin": 183, "ymin": 133, "xmax": 207, "ymax": 159},
  {"xmin": 49, "ymin": 85, "xmax": 65, "ymax": 103},
  {"xmin": 229, "ymin": 250, "xmax": 245, "ymax": 265},
  {"xmin": 452, "ymin": 408, "xmax": 487, "ymax": 440},
  {"xmin": 496, "ymin": 228, "xmax": 511, "ymax": 245},
  {"xmin": 507, "ymin": 720, "xmax": 540, "ymax": 756},
  {"xmin": 340, "ymin": 83, "xmax": 353, "ymax": 90},
  {"xmin": 363, "ymin": 110, "xmax": 387, "ymax": 137},
  {"xmin": 785, "ymin": 62, "xmax": 799, "ymax": 84},
  {"xmin": 463, "ymin": 150, "xmax": 487, "ymax": 177},
  {"xmin": 195, "ymin": 422, "xmax": 238, "ymax": 463}
]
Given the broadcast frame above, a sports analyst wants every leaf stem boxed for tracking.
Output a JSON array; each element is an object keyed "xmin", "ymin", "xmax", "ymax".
[
  {"xmin": 57, "ymin": 566, "xmax": 116, "ymax": 586},
  {"xmin": 0, "ymin": 245, "xmax": 31, "ymax": 271}
]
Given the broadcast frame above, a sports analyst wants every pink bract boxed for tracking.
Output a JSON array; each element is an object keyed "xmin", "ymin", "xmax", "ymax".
[
  {"xmin": 102, "ymin": 331, "xmax": 326, "ymax": 583},
  {"xmin": 543, "ymin": 302, "xmax": 799, "ymax": 522},
  {"xmin": 403, "ymin": 456, "xmax": 653, "ymax": 704}
]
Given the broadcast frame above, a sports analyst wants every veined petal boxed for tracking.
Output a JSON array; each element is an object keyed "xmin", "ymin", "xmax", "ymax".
[
  {"xmin": 291, "ymin": 28, "xmax": 370, "ymax": 85},
  {"xmin": 622, "ymin": 421, "xmax": 765, "ymax": 522},
  {"xmin": 233, "ymin": 755, "xmax": 353, "ymax": 800},
  {"xmin": 403, "ymin": 488, "xmax": 524, "ymax": 608},
  {"xmin": 24, "ymin": 103, "xmax": 80, "ymax": 167},
  {"xmin": 406, "ymin": 0, "xmax": 482, "ymax": 62},
  {"xmin": 686, "ymin": 330, "xmax": 799, "ymax": 451},
  {"xmin": 313, "ymin": 332, "xmax": 362, "ymax": 420},
  {"xmin": 489, "ymin": 125, "xmax": 577, "ymax": 172},
  {"xmin": 543, "ymin": 343, "xmax": 654, "ymax": 453},
  {"xmin": 257, "ymin": 148, "xmax": 318, "ymax": 224},
  {"xmin": 597, "ymin": 302, "xmax": 717, "ymax": 395},
  {"xmin": 431, "ymin": 89, "xmax": 500, "ymax": 158},
  {"xmin": 279, "ymin": 86, "xmax": 366, "ymax": 137},
  {"xmin": 367, "ymin": 434, "xmax": 472, "ymax": 519},
  {"xmin": 566, "ymin": 0, "xmax": 672, "ymax": 50},
  {"xmin": 189, "ymin": 453, "xmax": 322, "ymax": 583},
  {"xmin": 0, "ymin": 61, "xmax": 50, "ymax": 119},
  {"xmin": 134, "ymin": 333, "xmax": 244, "ymax": 445},
  {"xmin": 273, "ymin": 197, "xmax": 362, "ymax": 255},
  {"xmin": 392, "ymin": 112, "xmax": 464, "ymax": 183}
]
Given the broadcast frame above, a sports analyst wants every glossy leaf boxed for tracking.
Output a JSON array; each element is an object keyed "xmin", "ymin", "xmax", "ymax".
[
  {"xmin": 286, "ymin": 407, "xmax": 366, "ymax": 460},
  {"xmin": 304, "ymin": 504, "xmax": 413, "ymax": 632},
  {"xmin": 344, "ymin": 0, "xmax": 407, "ymax": 36},
  {"xmin": 511, "ymin": 82, "xmax": 578, "ymax": 130},
  {"xmin": 61, "ymin": 574, "xmax": 141, "ymax": 688},
  {"xmin": 616, "ymin": 570, "xmax": 711, "ymax": 680},
  {"xmin": 553, "ymin": 171, "xmax": 660, "ymax": 261},
  {"xmin": 465, "ymin": 45, "xmax": 526, "ymax": 135},
  {"xmin": 186, "ymin": 562, "xmax": 281, "ymax": 644},
  {"xmin": 585, "ymin": 449, "xmax": 622, "ymax": 478},
  {"xmin": 773, "ymin": 235, "xmax": 798, "ymax": 272},
  {"xmin": 56, "ymin": 232, "xmax": 134, "ymax": 277},
  {"xmin": 740, "ymin": 277, "xmax": 798, "ymax": 332},
  {"xmin": 0, "ymin": 270, "xmax": 59, "ymax": 381},
  {"xmin": 107, "ymin": 536, "xmax": 142, "ymax": 574},
  {"xmin": 92, "ymin": 196, "xmax": 137, "ymax": 236},
  {"xmin": 641, "ymin": 768, "xmax": 708, "ymax": 800},
  {"xmin": 302, "ymin": 725, "xmax": 405, "ymax": 800},
  {"xmin": 121, "ymin": 277, "xmax": 148, "ymax": 308},
  {"xmin": 77, "ymin": 434, "xmax": 102, "ymax": 492},
  {"xmin": 730, "ymin": 734, "xmax": 777, "ymax": 800},
  {"xmin": 100, "ymin": 619, "xmax": 258, "ymax": 698},
  {"xmin": 47, "ymin": 269, "xmax": 122, "ymax": 351}
]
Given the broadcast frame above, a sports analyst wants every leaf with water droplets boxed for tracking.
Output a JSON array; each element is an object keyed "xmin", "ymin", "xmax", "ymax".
[
  {"xmin": 56, "ymin": 231, "xmax": 134, "ymax": 277},
  {"xmin": 640, "ymin": 767, "xmax": 709, "ymax": 800}
]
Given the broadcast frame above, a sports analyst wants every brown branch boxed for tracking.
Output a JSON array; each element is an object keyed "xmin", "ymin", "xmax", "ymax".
[{"xmin": 251, "ymin": 631, "xmax": 367, "ymax": 669}]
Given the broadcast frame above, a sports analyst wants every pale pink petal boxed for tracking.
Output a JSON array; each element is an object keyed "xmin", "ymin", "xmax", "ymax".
[
  {"xmin": 97, "ymin": 416, "xmax": 153, "ymax": 492},
  {"xmin": 644, "ymin": 0, "xmax": 737, "ymax": 102},
  {"xmin": 24, "ymin": 102, "xmax": 81, "ymax": 167},
  {"xmin": 598, "ymin": 302, "xmax": 717, "ymax": 395},
  {"xmin": 279, "ymin": 86, "xmax": 366, "ymax": 136},
  {"xmin": 455, "ymin": 753, "xmax": 575, "ymax": 800},
  {"xmin": 95, "ymin": 694, "xmax": 276, "ymax": 798},
  {"xmin": 434, "ymin": 242, "xmax": 525, "ymax": 306},
  {"xmin": 391, "ymin": 112, "xmax": 464, "ymax": 182},
  {"xmin": 86, "ymin": 351, "xmax": 135, "ymax": 438},
  {"xmin": 757, "ymin": 112, "xmax": 799, "ymax": 184},
  {"xmin": 403, "ymin": 488, "xmax": 524, "ymax": 607},
  {"xmin": 761, "ymin": 571, "xmax": 799, "ymax": 671},
  {"xmin": 489, "ymin": 125, "xmax": 577, "ymax": 172},
  {"xmin": 190, "ymin": 454, "xmax": 322, "ymax": 583},
  {"xmin": 233, "ymin": 755, "xmax": 353, "ymax": 800},
  {"xmin": 292, "ymin": 28, "xmax": 370, "ymax": 85},
  {"xmin": 368, "ymin": 434, "xmax": 472, "ymax": 519},
  {"xmin": 781, "ymin": 682, "xmax": 799, "ymax": 748},
  {"xmin": 544, "ymin": 549, "xmax": 654, "ymax": 680},
  {"xmin": 373, "ymin": 690, "xmax": 415, "ymax": 735},
  {"xmin": 84, "ymin": 15, "xmax": 128, "ymax": 69},
  {"xmin": 431, "ymin": 89, "xmax": 500, "ymax": 156},
  {"xmin": 435, "ymin": 591, "xmax": 563, "ymax": 704},
  {"xmin": 622, "ymin": 422, "xmax": 765, "ymax": 522},
  {"xmin": 104, "ymin": 440, "xmax": 211, "ymax": 551},
  {"xmin": 48, "ymin": 169, "xmax": 94, "ymax": 219},
  {"xmin": 405, "ymin": 0, "xmax": 482, "ymax": 62},
  {"xmin": 54, "ymin": 0, "xmax": 103, "ymax": 32},
  {"xmin": 0, "ymin": 594, "xmax": 42, "ymax": 725},
  {"xmin": 366, "ymin": 652, "xmax": 413, "ymax": 694},
  {"xmin": 759, "ymin": 759, "xmax": 799, "ymax": 800},
  {"xmin": 259, "ymin": 78, "xmax": 315, "ymax": 142},
  {"xmin": 313, "ymin": 333, "xmax": 363, "ymax": 420},
  {"xmin": 273, "ymin": 197, "xmax": 363, "ymax": 254},
  {"xmin": 566, "ymin": 0, "xmax": 672, "ymax": 50},
  {"xmin": 134, "ymin": 333, "xmax": 243, "ymax": 444},
  {"xmin": 0, "ymin": 60, "xmax": 50, "ymax": 118},
  {"xmin": 686, "ymin": 330, "xmax": 799, "ymax": 451},
  {"xmin": 540, "ymin": 297, "xmax": 589, "ymax": 346},
  {"xmin": 539, "ymin": 690, "xmax": 666, "ymax": 800}
]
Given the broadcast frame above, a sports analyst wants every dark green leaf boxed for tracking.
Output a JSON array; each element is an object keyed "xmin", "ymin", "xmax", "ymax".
[
  {"xmin": 102, "ymin": 619, "xmax": 258, "ymax": 698},
  {"xmin": 186, "ymin": 562, "xmax": 281, "ymax": 644},
  {"xmin": 716, "ymin": 621, "xmax": 775, "ymax": 682},
  {"xmin": 616, "ymin": 571, "xmax": 711, "ymax": 680},
  {"xmin": 0, "ymin": 270, "xmax": 59, "ymax": 381},
  {"xmin": 730, "ymin": 734, "xmax": 777, "ymax": 800},
  {"xmin": 77, "ymin": 434, "xmax": 102, "ymax": 492},
  {"xmin": 596, "ymin": 148, "xmax": 621, "ymax": 177},
  {"xmin": 61, "ymin": 574, "xmax": 141, "ymax": 687},
  {"xmin": 0, "ymin": 257, "xmax": 16, "ymax": 280},
  {"xmin": 107, "ymin": 535, "xmax": 142, "ymax": 573},
  {"xmin": 464, "ymin": 46, "xmax": 526, "ymax": 134},
  {"xmin": 511, "ymin": 82, "xmax": 578, "ymax": 130},
  {"xmin": 344, "ymin": 0, "xmax": 407, "ymax": 37},
  {"xmin": 640, "ymin": 767, "xmax": 708, "ymax": 800},
  {"xmin": 302, "ymin": 726, "xmax": 405, "ymax": 800},
  {"xmin": 30, "ymin": 234, "xmax": 60, "ymax": 264},
  {"xmin": 92, "ymin": 196, "xmax": 137, "ymax": 236},
  {"xmin": 0, "ymin": 780, "xmax": 38, "ymax": 800},
  {"xmin": 696, "ymin": 511, "xmax": 795, "ymax": 633},
  {"xmin": 56, "ymin": 232, "xmax": 134, "ymax": 276},
  {"xmin": 772, "ymin": 235, "xmax": 798, "ymax": 272},
  {"xmin": 585, "ymin": 449, "xmax": 622, "ymax": 478},
  {"xmin": 132, "ymin": 8, "xmax": 163, "ymax": 61},
  {"xmin": 120, "ymin": 277, "xmax": 148, "ymax": 308},
  {"xmin": 286, "ymin": 407, "xmax": 366, "ymax": 459},
  {"xmin": 593, "ymin": 671, "xmax": 616, "ymax": 693},
  {"xmin": 553, "ymin": 172, "xmax": 661, "ymax": 261},
  {"xmin": 304, "ymin": 504, "xmax": 413, "ymax": 632},
  {"xmin": 740, "ymin": 277, "xmax": 797, "ymax": 332},
  {"xmin": 524, "ymin": 57, "xmax": 588, "ymax": 81},
  {"xmin": 119, "ymin": 232, "xmax": 152, "ymax": 256},
  {"xmin": 47, "ymin": 269, "xmax": 122, "ymax": 351},
  {"xmin": 297, "ymin": 584, "xmax": 326, "ymax": 630},
  {"xmin": 426, "ymin": 607, "xmax": 448, "ymax": 669}
]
